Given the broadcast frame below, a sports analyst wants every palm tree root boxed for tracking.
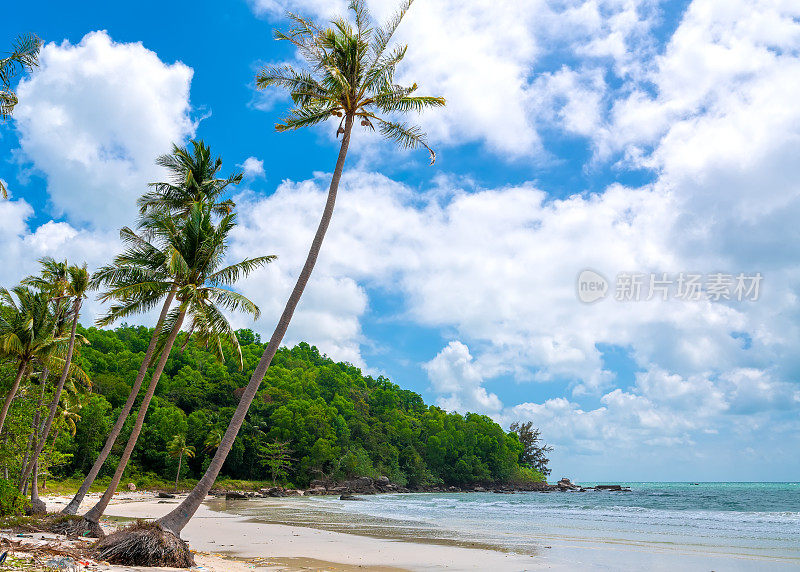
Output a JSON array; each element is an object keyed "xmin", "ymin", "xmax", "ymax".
[
  {"xmin": 94, "ymin": 520, "xmax": 194, "ymax": 567},
  {"xmin": 46, "ymin": 515, "xmax": 105, "ymax": 539},
  {"xmin": 27, "ymin": 498, "xmax": 47, "ymax": 516}
]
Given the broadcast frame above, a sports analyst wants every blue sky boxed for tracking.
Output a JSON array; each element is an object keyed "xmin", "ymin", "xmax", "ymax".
[{"xmin": 2, "ymin": 0, "xmax": 800, "ymax": 481}]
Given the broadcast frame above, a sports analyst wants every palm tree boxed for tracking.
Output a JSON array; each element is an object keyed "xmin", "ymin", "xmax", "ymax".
[
  {"xmin": 137, "ymin": 140, "xmax": 241, "ymax": 219},
  {"xmin": 168, "ymin": 434, "xmax": 195, "ymax": 493},
  {"xmin": 82, "ymin": 204, "xmax": 272, "ymax": 528},
  {"xmin": 18, "ymin": 263, "xmax": 92, "ymax": 494},
  {"xmin": 1, "ymin": 33, "xmax": 42, "ymax": 199},
  {"xmin": 18, "ymin": 258, "xmax": 70, "ymax": 485},
  {"xmin": 60, "ymin": 231, "xmax": 176, "ymax": 515},
  {"xmin": 62, "ymin": 142, "xmax": 247, "ymax": 515},
  {"xmin": 153, "ymin": 0, "xmax": 443, "ymax": 545}
]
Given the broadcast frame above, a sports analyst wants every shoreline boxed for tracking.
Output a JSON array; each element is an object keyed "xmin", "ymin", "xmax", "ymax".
[
  {"xmin": 34, "ymin": 491, "xmax": 799, "ymax": 571},
  {"xmin": 39, "ymin": 493, "xmax": 552, "ymax": 571}
]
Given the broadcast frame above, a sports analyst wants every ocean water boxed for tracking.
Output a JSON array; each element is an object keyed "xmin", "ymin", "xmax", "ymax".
[{"xmin": 219, "ymin": 482, "xmax": 800, "ymax": 568}]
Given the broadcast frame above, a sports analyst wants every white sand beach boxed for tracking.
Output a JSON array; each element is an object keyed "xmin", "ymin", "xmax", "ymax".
[
  {"xmin": 40, "ymin": 493, "xmax": 550, "ymax": 572},
  {"xmin": 30, "ymin": 492, "xmax": 797, "ymax": 572}
]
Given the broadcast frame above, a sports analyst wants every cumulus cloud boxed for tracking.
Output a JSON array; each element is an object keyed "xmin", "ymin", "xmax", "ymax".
[
  {"xmin": 14, "ymin": 31, "xmax": 195, "ymax": 229},
  {"xmin": 0, "ymin": 197, "xmax": 120, "ymax": 324},
  {"xmin": 241, "ymin": 156, "xmax": 266, "ymax": 179},
  {"xmin": 424, "ymin": 341, "xmax": 502, "ymax": 413}
]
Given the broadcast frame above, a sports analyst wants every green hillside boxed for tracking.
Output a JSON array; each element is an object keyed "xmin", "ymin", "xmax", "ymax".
[{"xmin": 26, "ymin": 325, "xmax": 544, "ymax": 488}]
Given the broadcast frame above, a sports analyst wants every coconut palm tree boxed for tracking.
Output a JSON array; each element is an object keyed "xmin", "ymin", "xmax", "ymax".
[
  {"xmin": 1, "ymin": 33, "xmax": 42, "ymax": 199},
  {"xmin": 168, "ymin": 434, "xmax": 195, "ymax": 493},
  {"xmin": 151, "ymin": 0, "xmax": 444, "ymax": 548},
  {"xmin": 18, "ymin": 257, "xmax": 71, "ymax": 490},
  {"xmin": 62, "ymin": 142, "xmax": 247, "ymax": 515},
  {"xmin": 137, "ymin": 140, "xmax": 241, "ymax": 219},
  {"xmin": 18, "ymin": 263, "xmax": 92, "ymax": 494},
  {"xmin": 82, "ymin": 204, "xmax": 272, "ymax": 528}
]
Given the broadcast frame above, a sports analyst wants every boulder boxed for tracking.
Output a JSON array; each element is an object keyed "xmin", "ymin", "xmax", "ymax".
[
  {"xmin": 557, "ymin": 477, "xmax": 579, "ymax": 491},
  {"xmin": 376, "ymin": 476, "xmax": 390, "ymax": 486},
  {"xmin": 225, "ymin": 491, "xmax": 248, "ymax": 499},
  {"xmin": 127, "ymin": 483, "xmax": 137, "ymax": 491},
  {"xmin": 344, "ymin": 477, "xmax": 376, "ymax": 494},
  {"xmin": 594, "ymin": 484, "xmax": 623, "ymax": 491},
  {"xmin": 157, "ymin": 492, "xmax": 176, "ymax": 499},
  {"xmin": 340, "ymin": 493, "xmax": 366, "ymax": 501}
]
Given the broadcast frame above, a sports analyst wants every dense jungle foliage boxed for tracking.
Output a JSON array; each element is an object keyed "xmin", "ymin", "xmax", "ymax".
[{"xmin": 1, "ymin": 325, "xmax": 545, "ymax": 489}]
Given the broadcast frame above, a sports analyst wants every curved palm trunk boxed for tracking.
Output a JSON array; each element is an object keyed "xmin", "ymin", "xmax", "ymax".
[
  {"xmin": 62, "ymin": 288, "xmax": 176, "ymax": 515},
  {"xmin": 0, "ymin": 361, "xmax": 29, "ymax": 435},
  {"xmin": 29, "ymin": 460, "xmax": 46, "ymax": 514},
  {"xmin": 158, "ymin": 114, "xmax": 355, "ymax": 535},
  {"xmin": 41, "ymin": 428, "xmax": 59, "ymax": 490},
  {"xmin": 174, "ymin": 450, "xmax": 183, "ymax": 493},
  {"xmin": 83, "ymin": 308, "xmax": 187, "ymax": 524},
  {"xmin": 19, "ymin": 368, "xmax": 49, "ymax": 488},
  {"xmin": 19, "ymin": 298, "xmax": 82, "ymax": 491}
]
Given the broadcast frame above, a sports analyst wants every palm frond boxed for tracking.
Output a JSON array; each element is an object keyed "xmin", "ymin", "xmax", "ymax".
[
  {"xmin": 205, "ymin": 287, "xmax": 261, "ymax": 320},
  {"xmin": 207, "ymin": 256, "xmax": 277, "ymax": 286},
  {"xmin": 373, "ymin": 116, "xmax": 437, "ymax": 164}
]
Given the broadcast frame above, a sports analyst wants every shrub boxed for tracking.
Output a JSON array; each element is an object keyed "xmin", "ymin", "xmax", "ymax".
[{"xmin": 0, "ymin": 478, "xmax": 28, "ymax": 516}]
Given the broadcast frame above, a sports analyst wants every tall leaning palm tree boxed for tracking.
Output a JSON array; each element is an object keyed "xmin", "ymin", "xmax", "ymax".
[
  {"xmin": 82, "ymin": 204, "xmax": 272, "ymax": 529},
  {"xmin": 1, "ymin": 33, "xmax": 42, "ymax": 199},
  {"xmin": 19, "ymin": 263, "xmax": 91, "ymax": 494},
  {"xmin": 151, "ymin": 0, "xmax": 444, "ymax": 549},
  {"xmin": 62, "ymin": 142, "xmax": 246, "ymax": 515}
]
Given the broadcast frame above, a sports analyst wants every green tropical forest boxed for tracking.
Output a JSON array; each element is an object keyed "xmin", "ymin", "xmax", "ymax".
[{"xmin": 2, "ymin": 325, "xmax": 546, "ymax": 491}]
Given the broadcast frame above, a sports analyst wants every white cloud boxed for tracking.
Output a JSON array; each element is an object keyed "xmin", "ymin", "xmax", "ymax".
[
  {"xmin": 241, "ymin": 156, "xmax": 266, "ymax": 179},
  {"xmin": 248, "ymin": 0, "xmax": 658, "ymax": 159},
  {"xmin": 13, "ymin": 31, "xmax": 195, "ymax": 230},
  {"xmin": 0, "ymin": 197, "xmax": 120, "ymax": 324},
  {"xmin": 424, "ymin": 341, "xmax": 502, "ymax": 413}
]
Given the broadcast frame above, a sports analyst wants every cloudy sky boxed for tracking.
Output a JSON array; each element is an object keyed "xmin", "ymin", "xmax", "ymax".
[{"xmin": 3, "ymin": 0, "xmax": 799, "ymax": 481}]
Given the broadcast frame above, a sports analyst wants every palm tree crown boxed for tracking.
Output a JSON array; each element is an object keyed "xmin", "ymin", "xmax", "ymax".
[
  {"xmin": 96, "ymin": 203, "xmax": 274, "ymax": 368},
  {"xmin": 256, "ymin": 0, "xmax": 445, "ymax": 163},
  {"xmin": 137, "ymin": 140, "xmax": 242, "ymax": 219}
]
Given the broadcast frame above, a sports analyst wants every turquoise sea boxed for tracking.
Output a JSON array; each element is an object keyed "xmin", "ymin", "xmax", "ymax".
[{"xmin": 221, "ymin": 482, "xmax": 800, "ymax": 570}]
